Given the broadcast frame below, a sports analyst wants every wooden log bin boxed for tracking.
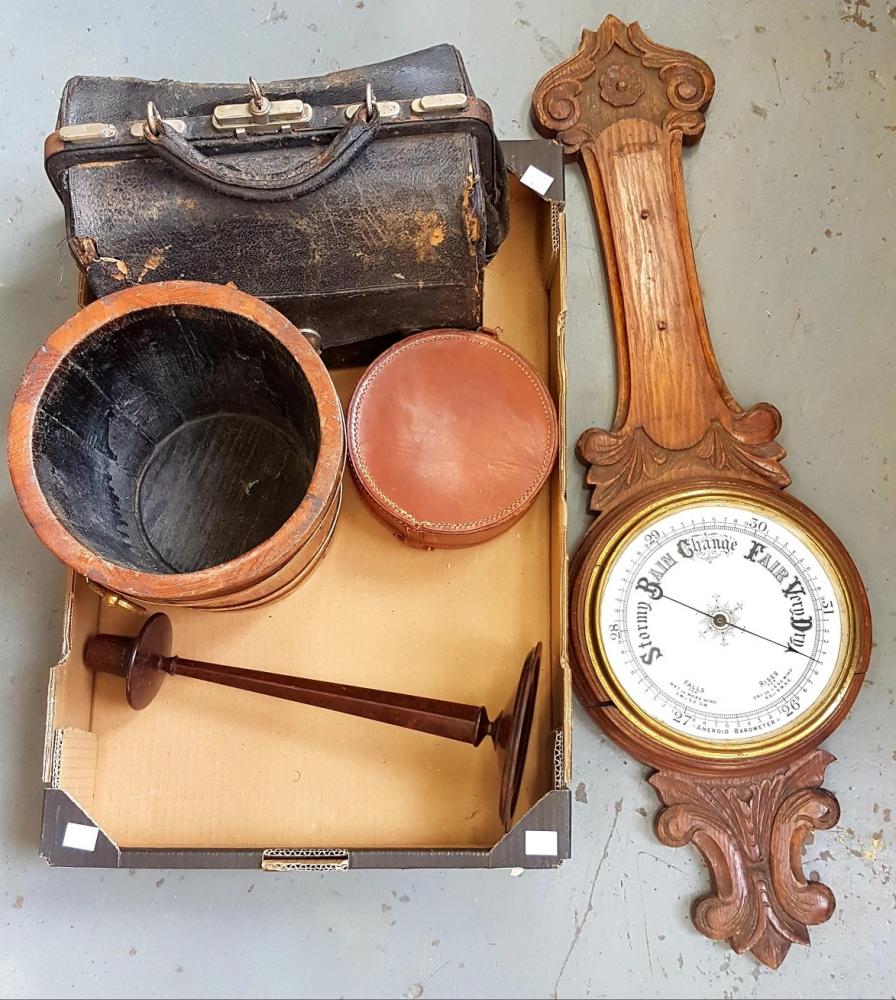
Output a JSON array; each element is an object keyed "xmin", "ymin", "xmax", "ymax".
[{"xmin": 8, "ymin": 281, "xmax": 345, "ymax": 610}]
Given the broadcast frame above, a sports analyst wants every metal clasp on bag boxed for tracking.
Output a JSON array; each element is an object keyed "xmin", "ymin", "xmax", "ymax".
[
  {"xmin": 58, "ymin": 123, "xmax": 117, "ymax": 143},
  {"xmin": 411, "ymin": 92, "xmax": 469, "ymax": 113},
  {"xmin": 299, "ymin": 328, "xmax": 323, "ymax": 354},
  {"xmin": 212, "ymin": 76, "xmax": 313, "ymax": 135},
  {"xmin": 344, "ymin": 81, "xmax": 400, "ymax": 121},
  {"xmin": 131, "ymin": 103, "xmax": 187, "ymax": 139}
]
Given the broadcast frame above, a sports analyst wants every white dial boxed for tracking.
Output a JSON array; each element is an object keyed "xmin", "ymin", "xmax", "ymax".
[{"xmin": 598, "ymin": 500, "xmax": 846, "ymax": 745}]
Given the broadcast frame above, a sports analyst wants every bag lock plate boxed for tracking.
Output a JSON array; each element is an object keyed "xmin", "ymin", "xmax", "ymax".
[{"xmin": 212, "ymin": 76, "xmax": 313, "ymax": 134}]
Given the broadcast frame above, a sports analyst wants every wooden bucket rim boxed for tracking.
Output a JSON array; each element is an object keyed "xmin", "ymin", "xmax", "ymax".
[{"xmin": 7, "ymin": 280, "xmax": 345, "ymax": 604}]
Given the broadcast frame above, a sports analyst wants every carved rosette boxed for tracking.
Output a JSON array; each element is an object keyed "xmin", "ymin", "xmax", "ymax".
[
  {"xmin": 650, "ymin": 750, "xmax": 840, "ymax": 968},
  {"xmin": 599, "ymin": 64, "xmax": 645, "ymax": 107},
  {"xmin": 532, "ymin": 14, "xmax": 715, "ymax": 150}
]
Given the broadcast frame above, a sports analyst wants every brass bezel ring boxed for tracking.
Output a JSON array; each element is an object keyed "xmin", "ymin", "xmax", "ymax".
[{"xmin": 572, "ymin": 482, "xmax": 870, "ymax": 770}]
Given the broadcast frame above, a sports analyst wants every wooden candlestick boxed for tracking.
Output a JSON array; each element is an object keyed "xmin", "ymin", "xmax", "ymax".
[{"xmin": 85, "ymin": 613, "xmax": 541, "ymax": 830}]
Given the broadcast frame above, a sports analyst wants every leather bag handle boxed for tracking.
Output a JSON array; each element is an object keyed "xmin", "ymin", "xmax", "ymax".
[{"xmin": 141, "ymin": 100, "xmax": 381, "ymax": 202}]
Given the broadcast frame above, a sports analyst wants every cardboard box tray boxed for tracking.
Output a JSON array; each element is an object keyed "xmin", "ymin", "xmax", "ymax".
[{"xmin": 40, "ymin": 141, "xmax": 571, "ymax": 870}]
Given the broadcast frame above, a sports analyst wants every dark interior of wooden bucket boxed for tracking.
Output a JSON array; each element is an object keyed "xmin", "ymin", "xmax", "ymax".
[{"xmin": 32, "ymin": 305, "xmax": 320, "ymax": 575}]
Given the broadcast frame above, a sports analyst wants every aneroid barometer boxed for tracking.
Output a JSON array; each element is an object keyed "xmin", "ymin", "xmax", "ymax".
[{"xmin": 533, "ymin": 16, "xmax": 871, "ymax": 968}]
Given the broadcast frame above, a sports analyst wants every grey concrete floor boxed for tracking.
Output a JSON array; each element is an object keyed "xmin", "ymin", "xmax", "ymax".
[{"xmin": 1, "ymin": 1, "xmax": 893, "ymax": 998}]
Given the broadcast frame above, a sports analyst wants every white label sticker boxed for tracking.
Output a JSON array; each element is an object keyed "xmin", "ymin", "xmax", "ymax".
[
  {"xmin": 62, "ymin": 822, "xmax": 99, "ymax": 852},
  {"xmin": 520, "ymin": 164, "xmax": 554, "ymax": 197},
  {"xmin": 524, "ymin": 829, "xmax": 558, "ymax": 856}
]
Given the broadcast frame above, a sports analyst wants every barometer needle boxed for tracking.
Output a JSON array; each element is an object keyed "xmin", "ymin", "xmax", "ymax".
[{"xmin": 660, "ymin": 593, "xmax": 819, "ymax": 663}]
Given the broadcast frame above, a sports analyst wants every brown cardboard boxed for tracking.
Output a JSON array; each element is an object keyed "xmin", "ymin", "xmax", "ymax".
[{"xmin": 40, "ymin": 141, "xmax": 571, "ymax": 869}]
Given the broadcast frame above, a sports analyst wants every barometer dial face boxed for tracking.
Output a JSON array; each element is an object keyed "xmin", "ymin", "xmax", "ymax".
[{"xmin": 587, "ymin": 492, "xmax": 857, "ymax": 759}]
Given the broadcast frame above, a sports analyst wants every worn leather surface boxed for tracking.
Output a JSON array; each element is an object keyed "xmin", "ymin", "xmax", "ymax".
[
  {"xmin": 49, "ymin": 46, "xmax": 508, "ymax": 365},
  {"xmin": 347, "ymin": 329, "xmax": 558, "ymax": 548}
]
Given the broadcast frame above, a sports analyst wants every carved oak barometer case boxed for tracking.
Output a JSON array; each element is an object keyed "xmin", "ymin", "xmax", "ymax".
[{"xmin": 533, "ymin": 16, "xmax": 871, "ymax": 967}]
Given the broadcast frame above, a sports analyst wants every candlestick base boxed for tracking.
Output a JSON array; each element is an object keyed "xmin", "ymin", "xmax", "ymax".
[
  {"xmin": 105, "ymin": 610, "xmax": 172, "ymax": 710},
  {"xmin": 495, "ymin": 641, "xmax": 541, "ymax": 831}
]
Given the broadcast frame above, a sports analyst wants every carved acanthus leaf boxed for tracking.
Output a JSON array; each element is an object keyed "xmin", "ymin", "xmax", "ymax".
[
  {"xmin": 650, "ymin": 750, "xmax": 839, "ymax": 969},
  {"xmin": 577, "ymin": 412, "xmax": 789, "ymax": 514},
  {"xmin": 695, "ymin": 419, "xmax": 790, "ymax": 490},
  {"xmin": 577, "ymin": 426, "xmax": 668, "ymax": 508}
]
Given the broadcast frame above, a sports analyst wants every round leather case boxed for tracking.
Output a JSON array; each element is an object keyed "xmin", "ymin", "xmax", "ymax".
[{"xmin": 347, "ymin": 329, "xmax": 558, "ymax": 548}]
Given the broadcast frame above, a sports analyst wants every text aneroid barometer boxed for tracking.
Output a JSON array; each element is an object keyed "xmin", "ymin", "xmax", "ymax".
[{"xmin": 533, "ymin": 16, "xmax": 871, "ymax": 968}]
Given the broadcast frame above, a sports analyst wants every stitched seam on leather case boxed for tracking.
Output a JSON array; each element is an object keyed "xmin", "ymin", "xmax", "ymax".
[{"xmin": 350, "ymin": 334, "xmax": 555, "ymax": 531}]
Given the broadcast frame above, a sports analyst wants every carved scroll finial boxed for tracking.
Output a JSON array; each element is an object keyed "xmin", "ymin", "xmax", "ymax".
[
  {"xmin": 650, "ymin": 750, "xmax": 839, "ymax": 968},
  {"xmin": 532, "ymin": 14, "xmax": 715, "ymax": 152}
]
